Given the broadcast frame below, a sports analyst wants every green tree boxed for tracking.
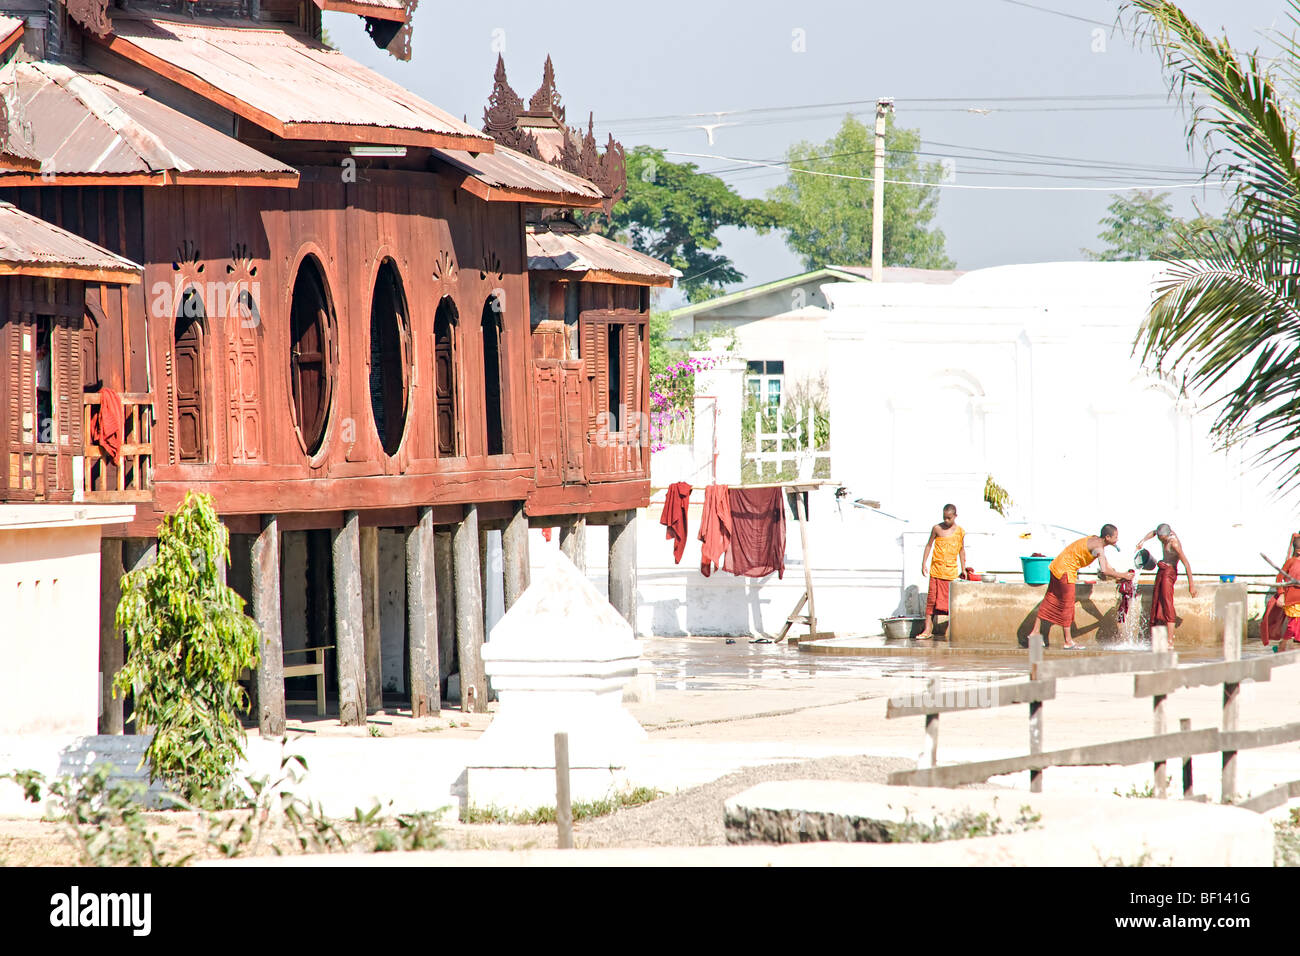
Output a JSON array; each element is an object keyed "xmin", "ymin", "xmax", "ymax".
[
  {"xmin": 600, "ymin": 146, "xmax": 786, "ymax": 302},
  {"xmin": 1126, "ymin": 0, "xmax": 1300, "ymax": 493},
  {"xmin": 769, "ymin": 115, "xmax": 954, "ymax": 271},
  {"xmin": 115, "ymin": 492, "xmax": 261, "ymax": 806},
  {"xmin": 1085, "ymin": 189, "xmax": 1234, "ymax": 260}
]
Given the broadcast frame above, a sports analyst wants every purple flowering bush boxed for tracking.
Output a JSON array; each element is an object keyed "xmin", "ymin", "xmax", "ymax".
[{"xmin": 649, "ymin": 354, "xmax": 718, "ymax": 451}]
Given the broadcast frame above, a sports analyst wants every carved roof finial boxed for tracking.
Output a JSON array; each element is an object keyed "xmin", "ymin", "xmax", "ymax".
[
  {"xmin": 484, "ymin": 54, "xmax": 526, "ymax": 135},
  {"xmin": 528, "ymin": 55, "xmax": 565, "ymax": 124}
]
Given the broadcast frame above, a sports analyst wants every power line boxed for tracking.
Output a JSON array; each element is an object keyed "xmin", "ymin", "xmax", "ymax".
[{"xmin": 663, "ymin": 149, "xmax": 1229, "ymax": 192}]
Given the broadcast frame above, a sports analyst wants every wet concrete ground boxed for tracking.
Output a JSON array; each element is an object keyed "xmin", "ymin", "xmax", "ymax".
[{"xmin": 644, "ymin": 634, "xmax": 1275, "ymax": 691}]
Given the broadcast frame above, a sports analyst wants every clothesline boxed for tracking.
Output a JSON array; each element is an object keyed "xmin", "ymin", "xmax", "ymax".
[{"xmin": 652, "ymin": 479, "xmax": 828, "ymax": 502}]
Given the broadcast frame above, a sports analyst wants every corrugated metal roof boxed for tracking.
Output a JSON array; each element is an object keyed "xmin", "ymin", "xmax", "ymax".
[
  {"xmin": 100, "ymin": 15, "xmax": 494, "ymax": 151},
  {"xmin": 312, "ymin": 0, "xmax": 409, "ymax": 22},
  {"xmin": 0, "ymin": 61, "xmax": 298, "ymax": 185},
  {"xmin": 434, "ymin": 144, "xmax": 605, "ymax": 207},
  {"xmin": 0, "ymin": 201, "xmax": 142, "ymax": 282},
  {"xmin": 0, "ymin": 15, "xmax": 23, "ymax": 54},
  {"xmin": 527, "ymin": 223, "xmax": 679, "ymax": 287}
]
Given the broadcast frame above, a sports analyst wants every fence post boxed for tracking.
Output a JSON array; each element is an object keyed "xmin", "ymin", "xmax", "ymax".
[
  {"xmin": 1028, "ymin": 632, "xmax": 1043, "ymax": 792},
  {"xmin": 1181, "ymin": 717, "xmax": 1193, "ymax": 800},
  {"xmin": 554, "ymin": 732, "xmax": 574, "ymax": 849},
  {"xmin": 1151, "ymin": 627, "xmax": 1170, "ymax": 798},
  {"xmin": 925, "ymin": 713, "xmax": 939, "ymax": 769},
  {"xmin": 1221, "ymin": 603, "xmax": 1242, "ymax": 805}
]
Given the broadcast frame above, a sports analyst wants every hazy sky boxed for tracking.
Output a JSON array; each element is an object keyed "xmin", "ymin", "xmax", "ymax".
[{"xmin": 327, "ymin": 1, "xmax": 1290, "ymax": 306}]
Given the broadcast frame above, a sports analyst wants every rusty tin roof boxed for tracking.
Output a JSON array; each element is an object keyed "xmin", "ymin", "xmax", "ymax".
[
  {"xmin": 0, "ymin": 61, "xmax": 299, "ymax": 186},
  {"xmin": 527, "ymin": 222, "xmax": 679, "ymax": 287},
  {"xmin": 434, "ymin": 145, "xmax": 605, "ymax": 208},
  {"xmin": 312, "ymin": 0, "xmax": 409, "ymax": 22},
  {"xmin": 0, "ymin": 201, "xmax": 142, "ymax": 283},
  {"xmin": 0, "ymin": 15, "xmax": 23, "ymax": 55},
  {"xmin": 97, "ymin": 15, "xmax": 494, "ymax": 151}
]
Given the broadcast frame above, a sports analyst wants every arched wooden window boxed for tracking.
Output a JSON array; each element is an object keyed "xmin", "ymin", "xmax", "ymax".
[
  {"xmin": 433, "ymin": 296, "xmax": 459, "ymax": 458},
  {"xmin": 174, "ymin": 287, "xmax": 208, "ymax": 463},
  {"xmin": 368, "ymin": 259, "xmax": 411, "ymax": 456},
  {"xmin": 289, "ymin": 256, "xmax": 335, "ymax": 456},
  {"xmin": 481, "ymin": 295, "xmax": 505, "ymax": 457}
]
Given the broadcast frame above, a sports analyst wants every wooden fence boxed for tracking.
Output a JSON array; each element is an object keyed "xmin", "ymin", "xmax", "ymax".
[{"xmin": 885, "ymin": 605, "xmax": 1300, "ymax": 810}]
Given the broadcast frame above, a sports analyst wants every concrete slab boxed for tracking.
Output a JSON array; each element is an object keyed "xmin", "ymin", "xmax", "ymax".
[{"xmin": 722, "ymin": 780, "xmax": 1273, "ymax": 866}]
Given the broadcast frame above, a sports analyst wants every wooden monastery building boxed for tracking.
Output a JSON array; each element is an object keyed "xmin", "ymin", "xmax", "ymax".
[{"xmin": 0, "ymin": 0, "xmax": 675, "ymax": 733}]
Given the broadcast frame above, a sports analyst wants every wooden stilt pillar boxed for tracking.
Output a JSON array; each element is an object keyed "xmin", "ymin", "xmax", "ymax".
[
  {"xmin": 360, "ymin": 525, "xmax": 382, "ymax": 714},
  {"xmin": 503, "ymin": 503, "xmax": 530, "ymax": 611},
  {"xmin": 559, "ymin": 514, "xmax": 587, "ymax": 573},
  {"xmin": 252, "ymin": 515, "xmax": 285, "ymax": 736},
  {"xmin": 608, "ymin": 510, "xmax": 638, "ymax": 627},
  {"xmin": 98, "ymin": 539, "xmax": 125, "ymax": 735},
  {"xmin": 453, "ymin": 504, "xmax": 487, "ymax": 714},
  {"xmin": 406, "ymin": 506, "xmax": 440, "ymax": 717},
  {"xmin": 434, "ymin": 529, "xmax": 456, "ymax": 694},
  {"xmin": 331, "ymin": 510, "xmax": 367, "ymax": 725}
]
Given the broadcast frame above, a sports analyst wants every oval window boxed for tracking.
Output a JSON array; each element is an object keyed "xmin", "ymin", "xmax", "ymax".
[
  {"xmin": 433, "ymin": 296, "xmax": 459, "ymax": 458},
  {"xmin": 369, "ymin": 259, "xmax": 411, "ymax": 456},
  {"xmin": 288, "ymin": 256, "xmax": 335, "ymax": 456},
  {"xmin": 481, "ymin": 295, "xmax": 506, "ymax": 456}
]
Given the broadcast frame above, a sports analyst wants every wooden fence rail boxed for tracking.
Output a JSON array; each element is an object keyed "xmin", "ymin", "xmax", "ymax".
[{"xmin": 886, "ymin": 599, "xmax": 1300, "ymax": 811}]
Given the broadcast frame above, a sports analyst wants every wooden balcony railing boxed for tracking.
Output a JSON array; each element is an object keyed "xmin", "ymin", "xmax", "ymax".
[{"xmin": 82, "ymin": 392, "xmax": 154, "ymax": 503}]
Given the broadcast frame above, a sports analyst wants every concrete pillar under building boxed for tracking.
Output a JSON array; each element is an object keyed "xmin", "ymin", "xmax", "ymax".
[
  {"xmin": 559, "ymin": 514, "xmax": 587, "ymax": 574},
  {"xmin": 608, "ymin": 510, "xmax": 638, "ymax": 627},
  {"xmin": 406, "ymin": 506, "xmax": 440, "ymax": 717},
  {"xmin": 453, "ymin": 504, "xmax": 487, "ymax": 714},
  {"xmin": 252, "ymin": 515, "xmax": 286, "ymax": 736},
  {"xmin": 331, "ymin": 510, "xmax": 366, "ymax": 725},
  {"xmin": 360, "ymin": 524, "xmax": 382, "ymax": 713},
  {"xmin": 503, "ymin": 503, "xmax": 529, "ymax": 612},
  {"xmin": 434, "ymin": 529, "xmax": 456, "ymax": 698}
]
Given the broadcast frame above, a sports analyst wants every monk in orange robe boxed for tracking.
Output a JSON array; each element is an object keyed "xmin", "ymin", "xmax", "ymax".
[
  {"xmin": 918, "ymin": 504, "xmax": 966, "ymax": 640},
  {"xmin": 1033, "ymin": 524, "xmax": 1133, "ymax": 649},
  {"xmin": 1276, "ymin": 534, "xmax": 1300, "ymax": 652},
  {"xmin": 1134, "ymin": 523, "xmax": 1196, "ymax": 643}
]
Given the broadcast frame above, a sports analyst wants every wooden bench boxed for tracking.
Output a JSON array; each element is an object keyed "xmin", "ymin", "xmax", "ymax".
[{"xmin": 240, "ymin": 645, "xmax": 332, "ymax": 717}]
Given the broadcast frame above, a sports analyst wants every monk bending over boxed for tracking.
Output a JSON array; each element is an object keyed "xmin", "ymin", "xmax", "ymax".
[
  {"xmin": 1134, "ymin": 523, "xmax": 1196, "ymax": 644},
  {"xmin": 918, "ymin": 504, "xmax": 966, "ymax": 640},
  {"xmin": 1033, "ymin": 524, "xmax": 1133, "ymax": 650}
]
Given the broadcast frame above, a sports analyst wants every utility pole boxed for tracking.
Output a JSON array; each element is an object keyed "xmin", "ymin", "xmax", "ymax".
[{"xmin": 872, "ymin": 97, "xmax": 895, "ymax": 284}]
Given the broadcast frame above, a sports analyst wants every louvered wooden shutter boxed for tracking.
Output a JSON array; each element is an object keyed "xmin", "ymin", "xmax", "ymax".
[
  {"xmin": 534, "ymin": 362, "xmax": 561, "ymax": 487},
  {"xmin": 561, "ymin": 361, "xmax": 585, "ymax": 483},
  {"xmin": 6, "ymin": 319, "xmax": 36, "ymax": 499}
]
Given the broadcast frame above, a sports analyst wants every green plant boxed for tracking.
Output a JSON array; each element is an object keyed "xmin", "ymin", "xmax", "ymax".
[
  {"xmin": 114, "ymin": 492, "xmax": 261, "ymax": 807},
  {"xmin": 2, "ymin": 765, "xmax": 183, "ymax": 867},
  {"xmin": 1114, "ymin": 781, "xmax": 1159, "ymax": 798},
  {"xmin": 368, "ymin": 725, "xmax": 382, "ymax": 738},
  {"xmin": 463, "ymin": 786, "xmax": 664, "ymax": 825},
  {"xmin": 984, "ymin": 475, "xmax": 1014, "ymax": 517}
]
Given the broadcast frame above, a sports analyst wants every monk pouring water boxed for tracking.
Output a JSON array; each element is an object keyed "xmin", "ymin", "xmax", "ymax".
[
  {"xmin": 1032, "ymin": 524, "xmax": 1134, "ymax": 650},
  {"xmin": 1134, "ymin": 523, "xmax": 1196, "ymax": 644},
  {"xmin": 917, "ymin": 504, "xmax": 966, "ymax": 640}
]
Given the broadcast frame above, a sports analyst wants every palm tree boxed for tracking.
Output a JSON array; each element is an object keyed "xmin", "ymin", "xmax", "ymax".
[{"xmin": 1127, "ymin": 1, "xmax": 1300, "ymax": 494}]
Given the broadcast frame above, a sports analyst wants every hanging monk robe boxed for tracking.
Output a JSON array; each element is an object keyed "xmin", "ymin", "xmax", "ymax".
[
  {"xmin": 1037, "ymin": 537, "xmax": 1098, "ymax": 628},
  {"xmin": 91, "ymin": 386, "xmax": 124, "ymax": 466},
  {"xmin": 1150, "ymin": 561, "xmax": 1177, "ymax": 626},
  {"xmin": 925, "ymin": 525, "xmax": 965, "ymax": 616},
  {"xmin": 659, "ymin": 481, "xmax": 693, "ymax": 564},
  {"xmin": 725, "ymin": 487, "xmax": 786, "ymax": 578},
  {"xmin": 698, "ymin": 484, "xmax": 732, "ymax": 577}
]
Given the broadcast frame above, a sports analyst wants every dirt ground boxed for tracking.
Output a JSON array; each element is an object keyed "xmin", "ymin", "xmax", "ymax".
[{"xmin": 0, "ymin": 753, "xmax": 911, "ymax": 864}]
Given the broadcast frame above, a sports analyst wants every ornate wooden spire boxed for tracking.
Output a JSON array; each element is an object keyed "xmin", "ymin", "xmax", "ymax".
[
  {"xmin": 528, "ymin": 56, "xmax": 565, "ymax": 125},
  {"xmin": 482, "ymin": 56, "xmax": 627, "ymax": 214}
]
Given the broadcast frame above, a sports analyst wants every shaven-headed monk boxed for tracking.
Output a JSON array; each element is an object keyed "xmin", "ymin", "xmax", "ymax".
[
  {"xmin": 1033, "ymin": 524, "xmax": 1134, "ymax": 649},
  {"xmin": 918, "ymin": 504, "xmax": 966, "ymax": 640},
  {"xmin": 1134, "ymin": 523, "xmax": 1196, "ymax": 643}
]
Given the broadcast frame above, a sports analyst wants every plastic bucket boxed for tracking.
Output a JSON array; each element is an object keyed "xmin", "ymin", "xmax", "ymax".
[{"xmin": 1020, "ymin": 555, "xmax": 1052, "ymax": 586}]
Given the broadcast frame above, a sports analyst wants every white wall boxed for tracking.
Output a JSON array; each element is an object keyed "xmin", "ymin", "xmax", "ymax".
[
  {"xmin": 0, "ymin": 505, "xmax": 134, "ymax": 735},
  {"xmin": 823, "ymin": 261, "xmax": 1294, "ymax": 567}
]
